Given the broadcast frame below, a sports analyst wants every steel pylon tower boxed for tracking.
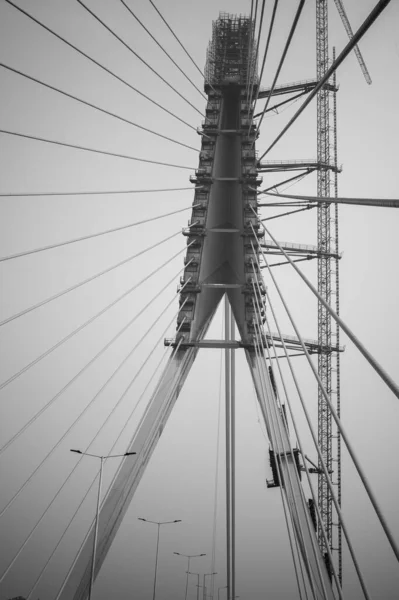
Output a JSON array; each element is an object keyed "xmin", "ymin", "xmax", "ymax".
[
  {"xmin": 58, "ymin": 13, "xmax": 335, "ymax": 600},
  {"xmin": 316, "ymin": 0, "xmax": 341, "ymax": 579}
]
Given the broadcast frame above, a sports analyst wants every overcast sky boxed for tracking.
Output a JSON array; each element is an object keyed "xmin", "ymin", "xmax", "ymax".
[{"xmin": 0, "ymin": 0, "xmax": 399, "ymax": 599}]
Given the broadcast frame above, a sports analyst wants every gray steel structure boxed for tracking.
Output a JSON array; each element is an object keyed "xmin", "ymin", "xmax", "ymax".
[
  {"xmin": 316, "ymin": 0, "xmax": 341, "ymax": 578},
  {"xmin": 58, "ymin": 13, "xmax": 335, "ymax": 600}
]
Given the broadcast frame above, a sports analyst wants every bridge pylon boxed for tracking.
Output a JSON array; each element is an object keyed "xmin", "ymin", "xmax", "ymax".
[{"xmin": 59, "ymin": 13, "xmax": 334, "ymax": 600}]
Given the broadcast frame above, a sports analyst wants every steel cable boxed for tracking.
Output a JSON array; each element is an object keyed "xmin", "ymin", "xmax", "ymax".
[
  {"xmin": 4, "ymin": 0, "xmax": 197, "ymax": 132},
  {"xmin": 258, "ymin": 288, "xmax": 343, "ymax": 599},
  {"xmin": 0, "ymin": 230, "xmax": 182, "ymax": 390},
  {"xmin": 251, "ymin": 326, "xmax": 310, "ymax": 600},
  {"xmin": 244, "ymin": 0, "xmax": 255, "ymax": 104},
  {"xmin": 0, "ymin": 204, "xmax": 195, "ymax": 264},
  {"xmin": 148, "ymin": 0, "xmax": 208, "ymax": 82},
  {"xmin": 54, "ymin": 334, "xmax": 186, "ymax": 600},
  {"xmin": 251, "ymin": 255, "xmax": 362, "ymax": 599},
  {"xmin": 253, "ymin": 211, "xmax": 399, "ymax": 400},
  {"xmin": 251, "ymin": 225, "xmax": 399, "ymax": 579},
  {"xmin": 258, "ymin": 0, "xmax": 392, "ymax": 160},
  {"xmin": 255, "ymin": 0, "xmax": 305, "ymax": 140},
  {"xmin": 119, "ymin": 0, "xmax": 206, "ymax": 101},
  {"xmin": 0, "ymin": 129, "xmax": 194, "ymax": 170},
  {"xmin": 251, "ymin": 275, "xmax": 340, "ymax": 599},
  {"xmin": 0, "ymin": 243, "xmax": 194, "ymax": 459},
  {"xmin": 0, "ymin": 186, "xmax": 200, "ymax": 198},
  {"xmin": 248, "ymin": 0, "xmax": 279, "ymax": 135},
  {"xmin": 1, "ymin": 294, "xmax": 189, "ymax": 582},
  {"xmin": 260, "ymin": 206, "xmax": 315, "ymax": 221},
  {"xmin": 0, "ymin": 210, "xmax": 197, "ymax": 328},
  {"xmin": 76, "ymin": 0, "xmax": 204, "ymax": 117},
  {"xmin": 0, "ymin": 63, "xmax": 198, "ymax": 153},
  {"xmin": 247, "ymin": 0, "xmax": 266, "ymax": 112},
  {"xmin": 25, "ymin": 321, "xmax": 180, "ymax": 599},
  {"xmin": 257, "ymin": 170, "xmax": 315, "ymax": 195},
  {"xmin": 251, "ymin": 283, "xmax": 321, "ymax": 598}
]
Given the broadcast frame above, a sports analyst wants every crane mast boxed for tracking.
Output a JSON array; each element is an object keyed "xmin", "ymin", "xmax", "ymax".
[{"xmin": 316, "ymin": 0, "xmax": 342, "ymax": 581}]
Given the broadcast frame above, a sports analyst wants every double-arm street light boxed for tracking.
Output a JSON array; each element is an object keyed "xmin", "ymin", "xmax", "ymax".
[
  {"xmin": 138, "ymin": 518, "xmax": 182, "ymax": 600},
  {"xmin": 174, "ymin": 552, "xmax": 206, "ymax": 600},
  {"xmin": 70, "ymin": 449, "xmax": 136, "ymax": 600},
  {"xmin": 203, "ymin": 572, "xmax": 217, "ymax": 600}
]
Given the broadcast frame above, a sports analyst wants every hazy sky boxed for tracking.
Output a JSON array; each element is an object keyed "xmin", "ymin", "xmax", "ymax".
[{"xmin": 0, "ymin": 1, "xmax": 399, "ymax": 599}]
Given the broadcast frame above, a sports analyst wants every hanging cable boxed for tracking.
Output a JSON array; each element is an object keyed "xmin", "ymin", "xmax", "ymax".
[
  {"xmin": 4, "ymin": 0, "xmax": 197, "ymax": 133},
  {"xmin": 261, "ymin": 256, "xmax": 317, "ymax": 268},
  {"xmin": 1, "ymin": 296, "xmax": 189, "ymax": 582},
  {"xmin": 255, "ymin": 0, "xmax": 305, "ymax": 140},
  {"xmin": 0, "ymin": 129, "xmax": 194, "ymax": 170},
  {"xmin": 261, "ymin": 205, "xmax": 315, "ymax": 221},
  {"xmin": 0, "ymin": 216, "xmax": 198, "ymax": 329},
  {"xmin": 251, "ymin": 286, "xmax": 326, "ymax": 599},
  {"xmin": 252, "ymin": 255, "xmax": 366, "ymax": 599},
  {"xmin": 251, "ymin": 224, "xmax": 399, "ymax": 564},
  {"xmin": 76, "ymin": 0, "xmax": 204, "ymax": 117},
  {"xmin": 257, "ymin": 170, "xmax": 315, "ymax": 195},
  {"xmin": 251, "ymin": 323, "xmax": 313, "ymax": 600},
  {"xmin": 119, "ymin": 0, "xmax": 206, "ymax": 101},
  {"xmin": 258, "ymin": 0, "xmax": 392, "ymax": 161},
  {"xmin": 55, "ymin": 332, "xmax": 186, "ymax": 600},
  {"xmin": 26, "ymin": 470, "xmax": 98, "ymax": 600},
  {"xmin": 259, "ymin": 304, "xmax": 342, "ymax": 600},
  {"xmin": 245, "ymin": 1, "xmax": 255, "ymax": 104},
  {"xmin": 0, "ymin": 63, "xmax": 198, "ymax": 152},
  {"xmin": 251, "ymin": 271, "xmax": 343, "ymax": 599},
  {"xmin": 25, "ymin": 319, "xmax": 185, "ymax": 599},
  {"xmin": 253, "ymin": 212, "xmax": 399, "ymax": 401},
  {"xmin": 253, "ymin": 89, "xmax": 309, "ymax": 118},
  {"xmin": 247, "ymin": 0, "xmax": 266, "ymax": 112},
  {"xmin": 0, "ymin": 230, "xmax": 188, "ymax": 391},
  {"xmin": 0, "ymin": 243, "xmax": 194, "ymax": 459},
  {"xmin": 147, "ymin": 0, "xmax": 207, "ymax": 82},
  {"xmin": 252, "ymin": 340, "xmax": 313, "ymax": 600},
  {"xmin": 0, "ymin": 186, "xmax": 200, "ymax": 198},
  {"xmin": 245, "ymin": 0, "xmax": 258, "ymax": 106},
  {"xmin": 0, "ymin": 204, "xmax": 196, "ymax": 264},
  {"xmin": 248, "ymin": 0, "xmax": 279, "ymax": 134},
  {"xmin": 2, "ymin": 239, "xmax": 189, "ymax": 326}
]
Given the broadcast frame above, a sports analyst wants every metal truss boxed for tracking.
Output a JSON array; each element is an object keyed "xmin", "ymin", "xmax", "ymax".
[{"xmin": 316, "ymin": 0, "xmax": 342, "ymax": 579}]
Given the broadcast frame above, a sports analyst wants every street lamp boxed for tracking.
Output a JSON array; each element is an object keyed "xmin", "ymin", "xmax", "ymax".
[
  {"xmin": 218, "ymin": 586, "xmax": 227, "ymax": 600},
  {"xmin": 174, "ymin": 552, "xmax": 206, "ymax": 600},
  {"xmin": 138, "ymin": 518, "xmax": 182, "ymax": 600},
  {"xmin": 203, "ymin": 572, "xmax": 217, "ymax": 600},
  {"xmin": 187, "ymin": 571, "xmax": 202, "ymax": 600},
  {"xmin": 70, "ymin": 449, "xmax": 136, "ymax": 600}
]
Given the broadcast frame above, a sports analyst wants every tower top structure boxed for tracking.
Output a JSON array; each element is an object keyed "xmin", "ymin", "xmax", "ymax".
[{"xmin": 205, "ymin": 12, "xmax": 258, "ymax": 88}]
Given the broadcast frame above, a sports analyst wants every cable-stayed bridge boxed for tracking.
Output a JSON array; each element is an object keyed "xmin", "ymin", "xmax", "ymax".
[{"xmin": 0, "ymin": 1, "xmax": 398, "ymax": 599}]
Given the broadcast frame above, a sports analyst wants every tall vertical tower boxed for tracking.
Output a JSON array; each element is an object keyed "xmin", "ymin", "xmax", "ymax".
[
  {"xmin": 59, "ymin": 14, "xmax": 335, "ymax": 600},
  {"xmin": 316, "ymin": 0, "xmax": 341, "ymax": 578}
]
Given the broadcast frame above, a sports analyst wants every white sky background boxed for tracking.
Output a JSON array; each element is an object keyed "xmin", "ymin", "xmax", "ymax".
[{"xmin": 0, "ymin": 0, "xmax": 398, "ymax": 599}]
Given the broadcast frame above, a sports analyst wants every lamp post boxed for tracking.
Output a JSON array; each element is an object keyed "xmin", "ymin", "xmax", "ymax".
[
  {"xmin": 203, "ymin": 572, "xmax": 217, "ymax": 600},
  {"xmin": 218, "ymin": 586, "xmax": 227, "ymax": 600},
  {"xmin": 138, "ymin": 518, "xmax": 182, "ymax": 600},
  {"xmin": 70, "ymin": 449, "xmax": 136, "ymax": 600},
  {"xmin": 174, "ymin": 552, "xmax": 206, "ymax": 600},
  {"xmin": 187, "ymin": 571, "xmax": 201, "ymax": 600}
]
